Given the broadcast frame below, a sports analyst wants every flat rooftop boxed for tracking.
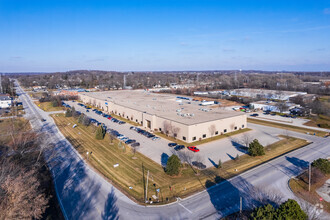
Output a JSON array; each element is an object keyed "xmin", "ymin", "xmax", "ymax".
[{"xmin": 80, "ymin": 90, "xmax": 244, "ymax": 125}]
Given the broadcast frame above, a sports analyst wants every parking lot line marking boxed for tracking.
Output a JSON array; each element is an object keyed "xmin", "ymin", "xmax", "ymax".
[{"xmin": 178, "ymin": 202, "xmax": 193, "ymax": 214}]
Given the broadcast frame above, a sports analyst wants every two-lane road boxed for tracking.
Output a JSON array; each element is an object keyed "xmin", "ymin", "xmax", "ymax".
[{"xmin": 15, "ymin": 81, "xmax": 330, "ymax": 219}]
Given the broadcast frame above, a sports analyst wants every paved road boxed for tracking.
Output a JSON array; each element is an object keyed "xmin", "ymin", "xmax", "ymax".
[
  {"xmin": 15, "ymin": 82, "xmax": 330, "ymax": 220},
  {"xmin": 247, "ymin": 113, "xmax": 330, "ymax": 133}
]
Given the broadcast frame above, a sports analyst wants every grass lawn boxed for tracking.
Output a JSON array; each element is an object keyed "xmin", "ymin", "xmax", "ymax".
[
  {"xmin": 0, "ymin": 117, "xmax": 31, "ymax": 144},
  {"xmin": 52, "ymin": 114, "xmax": 310, "ymax": 205},
  {"xmin": 303, "ymin": 115, "xmax": 330, "ymax": 129},
  {"xmin": 247, "ymin": 118, "xmax": 328, "ymax": 137},
  {"xmin": 289, "ymin": 172, "xmax": 330, "ymax": 213},
  {"xmin": 34, "ymin": 101, "xmax": 65, "ymax": 112},
  {"xmin": 155, "ymin": 128, "xmax": 252, "ymax": 146}
]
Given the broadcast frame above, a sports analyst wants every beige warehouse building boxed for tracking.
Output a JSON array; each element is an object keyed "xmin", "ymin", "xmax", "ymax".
[{"xmin": 79, "ymin": 90, "xmax": 247, "ymax": 143}]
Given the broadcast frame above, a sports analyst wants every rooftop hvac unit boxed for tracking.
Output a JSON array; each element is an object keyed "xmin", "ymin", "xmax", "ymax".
[{"xmin": 190, "ymin": 113, "xmax": 194, "ymax": 117}]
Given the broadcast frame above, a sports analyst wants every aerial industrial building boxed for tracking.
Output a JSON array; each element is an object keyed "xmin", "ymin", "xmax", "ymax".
[{"xmin": 79, "ymin": 90, "xmax": 247, "ymax": 143}]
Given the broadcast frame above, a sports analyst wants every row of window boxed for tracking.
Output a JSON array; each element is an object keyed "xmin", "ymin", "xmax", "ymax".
[{"xmin": 182, "ymin": 124, "xmax": 245, "ymax": 141}]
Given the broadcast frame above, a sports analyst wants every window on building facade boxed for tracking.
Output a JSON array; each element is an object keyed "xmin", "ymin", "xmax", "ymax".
[
  {"xmin": 183, "ymin": 136, "xmax": 186, "ymax": 141},
  {"xmin": 192, "ymin": 136, "xmax": 196, "ymax": 141},
  {"xmin": 224, "ymin": 129, "xmax": 227, "ymax": 133},
  {"xmin": 234, "ymin": 126, "xmax": 237, "ymax": 130},
  {"xmin": 203, "ymin": 134, "xmax": 206, "ymax": 138},
  {"xmin": 242, "ymin": 125, "xmax": 244, "ymax": 128},
  {"xmin": 215, "ymin": 131, "xmax": 219, "ymax": 135}
]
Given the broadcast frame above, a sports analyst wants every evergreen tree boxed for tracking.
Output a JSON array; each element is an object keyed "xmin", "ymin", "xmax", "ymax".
[
  {"xmin": 218, "ymin": 159, "xmax": 222, "ymax": 169},
  {"xmin": 65, "ymin": 109, "xmax": 72, "ymax": 117},
  {"xmin": 165, "ymin": 155, "xmax": 181, "ymax": 175},
  {"xmin": 276, "ymin": 199, "xmax": 307, "ymax": 220},
  {"xmin": 250, "ymin": 204, "xmax": 275, "ymax": 220},
  {"xmin": 312, "ymin": 158, "xmax": 330, "ymax": 174},
  {"xmin": 248, "ymin": 139, "xmax": 265, "ymax": 156},
  {"xmin": 95, "ymin": 125, "xmax": 105, "ymax": 140},
  {"xmin": 78, "ymin": 114, "xmax": 84, "ymax": 124}
]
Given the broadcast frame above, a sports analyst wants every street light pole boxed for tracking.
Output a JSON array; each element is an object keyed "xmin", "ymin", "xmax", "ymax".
[{"xmin": 309, "ymin": 162, "xmax": 311, "ymax": 192}]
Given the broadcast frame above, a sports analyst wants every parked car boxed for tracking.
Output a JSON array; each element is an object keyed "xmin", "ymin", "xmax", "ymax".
[
  {"xmin": 192, "ymin": 161, "xmax": 206, "ymax": 169},
  {"xmin": 168, "ymin": 143, "xmax": 177, "ymax": 147},
  {"xmin": 152, "ymin": 137, "xmax": 160, "ymax": 141},
  {"xmin": 131, "ymin": 142, "xmax": 140, "ymax": 147},
  {"xmin": 174, "ymin": 145, "xmax": 185, "ymax": 151},
  {"xmin": 125, "ymin": 139, "xmax": 136, "ymax": 144},
  {"xmin": 187, "ymin": 146, "xmax": 199, "ymax": 152},
  {"xmin": 86, "ymin": 109, "xmax": 89, "ymax": 112},
  {"xmin": 250, "ymin": 113, "xmax": 259, "ymax": 117}
]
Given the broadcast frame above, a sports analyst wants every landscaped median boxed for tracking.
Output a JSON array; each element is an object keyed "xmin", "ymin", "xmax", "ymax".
[
  {"xmin": 247, "ymin": 118, "xmax": 328, "ymax": 137},
  {"xmin": 51, "ymin": 113, "xmax": 310, "ymax": 205}
]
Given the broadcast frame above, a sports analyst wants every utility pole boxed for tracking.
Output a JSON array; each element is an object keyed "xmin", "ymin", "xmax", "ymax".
[
  {"xmin": 0, "ymin": 73, "xmax": 2, "ymax": 94},
  {"xmin": 145, "ymin": 170, "xmax": 149, "ymax": 202},
  {"xmin": 309, "ymin": 162, "xmax": 311, "ymax": 192},
  {"xmin": 240, "ymin": 197, "xmax": 242, "ymax": 214}
]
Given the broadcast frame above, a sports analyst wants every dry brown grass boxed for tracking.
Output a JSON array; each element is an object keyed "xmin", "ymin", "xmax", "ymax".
[
  {"xmin": 52, "ymin": 114, "xmax": 310, "ymax": 204},
  {"xmin": 248, "ymin": 118, "xmax": 327, "ymax": 137},
  {"xmin": 289, "ymin": 172, "xmax": 330, "ymax": 213},
  {"xmin": 0, "ymin": 118, "xmax": 31, "ymax": 144},
  {"xmin": 34, "ymin": 101, "xmax": 65, "ymax": 112}
]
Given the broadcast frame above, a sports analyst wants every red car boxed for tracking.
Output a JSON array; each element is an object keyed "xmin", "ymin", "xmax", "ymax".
[
  {"xmin": 187, "ymin": 146, "xmax": 199, "ymax": 152},
  {"xmin": 108, "ymin": 116, "xmax": 112, "ymax": 119}
]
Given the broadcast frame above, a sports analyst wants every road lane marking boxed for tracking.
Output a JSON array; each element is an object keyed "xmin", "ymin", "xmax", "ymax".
[{"xmin": 178, "ymin": 202, "xmax": 193, "ymax": 214}]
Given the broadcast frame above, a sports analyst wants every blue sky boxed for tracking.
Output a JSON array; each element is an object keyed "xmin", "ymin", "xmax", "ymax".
[{"xmin": 1, "ymin": 0, "xmax": 330, "ymax": 72}]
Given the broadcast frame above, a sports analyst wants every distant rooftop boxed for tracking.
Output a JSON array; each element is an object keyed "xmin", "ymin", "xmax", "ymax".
[{"xmin": 80, "ymin": 90, "xmax": 244, "ymax": 125}]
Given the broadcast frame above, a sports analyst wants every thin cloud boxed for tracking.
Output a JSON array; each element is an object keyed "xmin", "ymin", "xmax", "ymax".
[
  {"xmin": 222, "ymin": 49, "xmax": 236, "ymax": 53},
  {"xmin": 324, "ymin": 8, "xmax": 330, "ymax": 14},
  {"xmin": 85, "ymin": 58, "xmax": 105, "ymax": 63},
  {"xmin": 10, "ymin": 56, "xmax": 22, "ymax": 60}
]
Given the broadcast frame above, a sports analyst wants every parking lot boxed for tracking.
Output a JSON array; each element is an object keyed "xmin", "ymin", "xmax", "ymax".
[{"xmin": 64, "ymin": 101, "xmax": 283, "ymax": 168}]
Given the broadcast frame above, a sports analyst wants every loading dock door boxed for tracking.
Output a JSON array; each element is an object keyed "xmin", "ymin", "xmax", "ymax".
[{"xmin": 146, "ymin": 120, "xmax": 151, "ymax": 129}]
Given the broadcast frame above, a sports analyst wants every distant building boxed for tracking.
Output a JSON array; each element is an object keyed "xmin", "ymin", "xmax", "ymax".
[
  {"xmin": 0, "ymin": 94, "xmax": 12, "ymax": 109},
  {"xmin": 250, "ymin": 100, "xmax": 298, "ymax": 113},
  {"xmin": 226, "ymin": 89, "xmax": 307, "ymax": 101},
  {"xmin": 55, "ymin": 89, "xmax": 86, "ymax": 96}
]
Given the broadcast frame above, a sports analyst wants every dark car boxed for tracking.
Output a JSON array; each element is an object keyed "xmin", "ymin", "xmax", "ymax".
[
  {"xmin": 86, "ymin": 109, "xmax": 89, "ymax": 112},
  {"xmin": 41, "ymin": 118, "xmax": 46, "ymax": 122},
  {"xmin": 168, "ymin": 143, "xmax": 177, "ymax": 147},
  {"xmin": 250, "ymin": 113, "xmax": 259, "ymax": 117},
  {"xmin": 174, "ymin": 145, "xmax": 185, "ymax": 151},
  {"xmin": 125, "ymin": 139, "xmax": 136, "ymax": 144},
  {"xmin": 192, "ymin": 161, "xmax": 206, "ymax": 169},
  {"xmin": 131, "ymin": 142, "xmax": 140, "ymax": 147}
]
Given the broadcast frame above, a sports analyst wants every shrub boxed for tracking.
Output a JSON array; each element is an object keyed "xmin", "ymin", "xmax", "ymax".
[
  {"xmin": 95, "ymin": 126, "xmax": 105, "ymax": 140},
  {"xmin": 248, "ymin": 139, "xmax": 265, "ymax": 156},
  {"xmin": 165, "ymin": 155, "xmax": 181, "ymax": 176},
  {"xmin": 65, "ymin": 109, "xmax": 72, "ymax": 117},
  {"xmin": 218, "ymin": 159, "xmax": 222, "ymax": 169},
  {"xmin": 311, "ymin": 158, "xmax": 330, "ymax": 174}
]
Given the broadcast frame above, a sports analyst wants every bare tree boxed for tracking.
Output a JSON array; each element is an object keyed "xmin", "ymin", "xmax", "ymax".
[
  {"xmin": 163, "ymin": 121, "xmax": 172, "ymax": 136},
  {"xmin": 131, "ymin": 144, "xmax": 139, "ymax": 156},
  {"xmin": 276, "ymin": 101, "xmax": 289, "ymax": 113},
  {"xmin": 171, "ymin": 126, "xmax": 180, "ymax": 138},
  {"xmin": 208, "ymin": 124, "xmax": 216, "ymax": 137},
  {"xmin": 230, "ymin": 123, "xmax": 235, "ymax": 131},
  {"xmin": 241, "ymin": 133, "xmax": 253, "ymax": 148}
]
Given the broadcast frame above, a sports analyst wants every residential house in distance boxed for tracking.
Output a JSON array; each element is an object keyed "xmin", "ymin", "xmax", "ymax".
[{"xmin": 0, "ymin": 94, "xmax": 12, "ymax": 109}]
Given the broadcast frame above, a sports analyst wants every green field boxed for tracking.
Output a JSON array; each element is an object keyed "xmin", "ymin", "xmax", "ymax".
[{"xmin": 52, "ymin": 114, "xmax": 310, "ymax": 204}]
